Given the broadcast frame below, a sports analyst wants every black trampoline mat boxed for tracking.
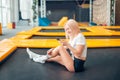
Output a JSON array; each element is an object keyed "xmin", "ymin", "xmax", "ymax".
[
  {"xmin": 40, "ymin": 29, "xmax": 65, "ymax": 32},
  {"xmin": 31, "ymin": 35, "xmax": 65, "ymax": 39},
  {"xmin": 40, "ymin": 29, "xmax": 90, "ymax": 32},
  {"xmin": 31, "ymin": 35, "xmax": 120, "ymax": 39},
  {"xmin": 0, "ymin": 48, "xmax": 120, "ymax": 80}
]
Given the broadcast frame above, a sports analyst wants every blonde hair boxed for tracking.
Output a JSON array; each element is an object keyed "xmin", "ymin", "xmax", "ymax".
[{"xmin": 64, "ymin": 19, "xmax": 80, "ymax": 39}]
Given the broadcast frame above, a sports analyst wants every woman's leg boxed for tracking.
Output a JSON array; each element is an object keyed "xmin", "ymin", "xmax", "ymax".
[
  {"xmin": 48, "ymin": 45, "xmax": 75, "ymax": 72},
  {"xmin": 47, "ymin": 56, "xmax": 64, "ymax": 66}
]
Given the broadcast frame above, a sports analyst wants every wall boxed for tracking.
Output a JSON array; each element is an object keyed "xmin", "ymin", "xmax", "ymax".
[
  {"xmin": 45, "ymin": 1, "xmax": 89, "ymax": 22},
  {"xmin": 115, "ymin": 0, "xmax": 120, "ymax": 25}
]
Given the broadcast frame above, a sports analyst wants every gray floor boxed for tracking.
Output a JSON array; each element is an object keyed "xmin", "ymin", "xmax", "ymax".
[{"xmin": 0, "ymin": 25, "xmax": 33, "ymax": 40}]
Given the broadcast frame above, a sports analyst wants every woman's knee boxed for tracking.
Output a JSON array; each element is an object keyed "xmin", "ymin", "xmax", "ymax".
[
  {"xmin": 52, "ymin": 46, "xmax": 60, "ymax": 53},
  {"xmin": 58, "ymin": 45, "xmax": 65, "ymax": 51},
  {"xmin": 53, "ymin": 45, "xmax": 63, "ymax": 53}
]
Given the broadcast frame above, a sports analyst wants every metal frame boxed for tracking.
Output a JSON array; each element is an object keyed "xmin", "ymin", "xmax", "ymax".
[
  {"xmin": 110, "ymin": 0, "xmax": 116, "ymax": 25},
  {"xmin": 40, "ymin": 0, "xmax": 46, "ymax": 18}
]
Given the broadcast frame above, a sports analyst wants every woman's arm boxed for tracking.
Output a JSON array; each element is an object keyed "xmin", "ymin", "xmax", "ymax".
[
  {"xmin": 60, "ymin": 40, "xmax": 85, "ymax": 58},
  {"xmin": 67, "ymin": 44, "xmax": 85, "ymax": 58}
]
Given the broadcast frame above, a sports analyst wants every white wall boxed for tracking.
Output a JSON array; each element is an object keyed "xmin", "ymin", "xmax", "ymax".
[
  {"xmin": 14, "ymin": 0, "xmax": 19, "ymax": 23},
  {"xmin": 0, "ymin": 0, "xmax": 19, "ymax": 27}
]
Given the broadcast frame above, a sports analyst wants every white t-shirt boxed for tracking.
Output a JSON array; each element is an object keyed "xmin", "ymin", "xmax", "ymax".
[{"xmin": 69, "ymin": 33, "xmax": 87, "ymax": 60}]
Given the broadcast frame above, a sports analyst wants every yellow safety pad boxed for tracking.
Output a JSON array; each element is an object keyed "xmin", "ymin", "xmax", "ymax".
[
  {"xmin": 110, "ymin": 32, "xmax": 120, "ymax": 36},
  {"xmin": 87, "ymin": 39, "xmax": 120, "ymax": 48},
  {"xmin": 27, "ymin": 27, "xmax": 42, "ymax": 32},
  {"xmin": 102, "ymin": 26, "xmax": 120, "ymax": 28},
  {"xmin": 17, "ymin": 26, "xmax": 120, "ymax": 37},
  {"xmin": 34, "ymin": 32, "xmax": 65, "ymax": 36},
  {"xmin": 11, "ymin": 39, "xmax": 60, "ymax": 48},
  {"xmin": 83, "ymin": 27, "xmax": 120, "ymax": 36},
  {"xmin": 17, "ymin": 31, "xmax": 35, "ymax": 35},
  {"xmin": 104, "ymin": 27, "xmax": 120, "ymax": 35},
  {"xmin": 0, "ymin": 39, "xmax": 17, "ymax": 62},
  {"xmin": 86, "ymin": 27, "xmax": 115, "ymax": 34},
  {"xmin": 58, "ymin": 17, "xmax": 68, "ymax": 27},
  {"xmin": 0, "ymin": 23, "xmax": 2, "ymax": 35},
  {"xmin": 17, "ymin": 27, "xmax": 42, "ymax": 35},
  {"xmin": 10, "ymin": 34, "xmax": 32, "ymax": 40},
  {"xmin": 10, "ymin": 38, "xmax": 120, "ymax": 48}
]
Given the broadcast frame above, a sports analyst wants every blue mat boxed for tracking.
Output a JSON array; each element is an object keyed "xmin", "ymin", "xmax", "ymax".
[{"xmin": 39, "ymin": 18, "xmax": 51, "ymax": 26}]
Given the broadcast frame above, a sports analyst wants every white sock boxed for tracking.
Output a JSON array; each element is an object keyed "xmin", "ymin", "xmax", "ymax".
[
  {"xmin": 33, "ymin": 54, "xmax": 51, "ymax": 64},
  {"xmin": 26, "ymin": 48, "xmax": 40, "ymax": 59},
  {"xmin": 26, "ymin": 48, "xmax": 52, "ymax": 63}
]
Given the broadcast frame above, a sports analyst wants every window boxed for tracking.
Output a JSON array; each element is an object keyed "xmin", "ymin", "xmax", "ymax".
[
  {"xmin": 0, "ymin": 0, "xmax": 11, "ymax": 27},
  {"xmin": 20, "ymin": 0, "xmax": 31, "ymax": 19}
]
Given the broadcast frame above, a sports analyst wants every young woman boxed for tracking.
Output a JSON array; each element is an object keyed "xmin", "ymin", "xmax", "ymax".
[{"xmin": 27, "ymin": 19, "xmax": 87, "ymax": 72}]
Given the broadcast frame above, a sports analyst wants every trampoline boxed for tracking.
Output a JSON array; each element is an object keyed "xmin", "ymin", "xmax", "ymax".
[
  {"xmin": 0, "ymin": 48, "xmax": 120, "ymax": 80},
  {"xmin": 31, "ymin": 35, "xmax": 120, "ymax": 39},
  {"xmin": 40, "ymin": 28, "xmax": 90, "ymax": 32}
]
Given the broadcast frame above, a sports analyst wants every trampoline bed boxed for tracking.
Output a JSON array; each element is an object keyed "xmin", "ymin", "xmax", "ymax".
[
  {"xmin": 39, "ymin": 28, "xmax": 90, "ymax": 32},
  {"xmin": 0, "ymin": 48, "xmax": 120, "ymax": 80}
]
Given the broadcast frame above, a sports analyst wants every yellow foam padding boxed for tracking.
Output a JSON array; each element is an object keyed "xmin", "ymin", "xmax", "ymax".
[
  {"xmin": 87, "ymin": 39, "xmax": 120, "ymax": 48},
  {"xmin": 17, "ymin": 26, "xmax": 120, "ymax": 36},
  {"xmin": 86, "ymin": 27, "xmax": 115, "ymax": 33},
  {"xmin": 10, "ymin": 38, "xmax": 120, "ymax": 48},
  {"xmin": 0, "ymin": 23, "xmax": 2, "ymax": 35},
  {"xmin": 17, "ymin": 27, "xmax": 42, "ymax": 35},
  {"xmin": 110, "ymin": 32, "xmax": 120, "ymax": 36},
  {"xmin": 102, "ymin": 26, "xmax": 120, "ymax": 28},
  {"xmin": 34, "ymin": 32, "xmax": 65, "ymax": 36},
  {"xmin": 28, "ymin": 26, "xmax": 42, "ymax": 32},
  {"xmin": 103, "ymin": 26, "xmax": 120, "ymax": 35},
  {"xmin": 86, "ymin": 27, "xmax": 115, "ymax": 35},
  {"xmin": 58, "ymin": 17, "xmax": 68, "ymax": 27},
  {"xmin": 10, "ymin": 34, "xmax": 33, "ymax": 40},
  {"xmin": 11, "ymin": 39, "xmax": 60, "ymax": 48},
  {"xmin": 17, "ymin": 31, "xmax": 35, "ymax": 35},
  {"xmin": 0, "ymin": 39, "xmax": 17, "ymax": 62},
  {"xmin": 82, "ymin": 32, "xmax": 111, "ymax": 36}
]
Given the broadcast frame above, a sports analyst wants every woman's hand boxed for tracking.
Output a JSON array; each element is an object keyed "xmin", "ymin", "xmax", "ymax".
[
  {"xmin": 60, "ymin": 40, "xmax": 70, "ymax": 47},
  {"xmin": 47, "ymin": 48, "xmax": 54, "ymax": 55}
]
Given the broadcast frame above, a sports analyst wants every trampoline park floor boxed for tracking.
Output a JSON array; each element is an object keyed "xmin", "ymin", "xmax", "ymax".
[{"xmin": 0, "ymin": 26, "xmax": 120, "ymax": 80}]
